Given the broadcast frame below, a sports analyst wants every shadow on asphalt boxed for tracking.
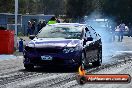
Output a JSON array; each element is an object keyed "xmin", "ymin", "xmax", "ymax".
[
  {"xmin": 19, "ymin": 66, "xmax": 79, "ymax": 73},
  {"xmin": 19, "ymin": 64, "xmax": 98, "ymax": 73}
]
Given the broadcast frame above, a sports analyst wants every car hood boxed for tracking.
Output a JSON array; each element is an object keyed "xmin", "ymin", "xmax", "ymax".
[{"xmin": 27, "ymin": 38, "xmax": 81, "ymax": 48}]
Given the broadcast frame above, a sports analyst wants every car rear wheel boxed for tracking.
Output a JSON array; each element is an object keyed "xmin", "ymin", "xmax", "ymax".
[
  {"xmin": 81, "ymin": 52, "xmax": 88, "ymax": 69},
  {"xmin": 24, "ymin": 64, "xmax": 34, "ymax": 71},
  {"xmin": 92, "ymin": 49, "xmax": 102, "ymax": 66}
]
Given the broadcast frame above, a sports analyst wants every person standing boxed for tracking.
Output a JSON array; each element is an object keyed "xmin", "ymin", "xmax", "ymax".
[
  {"xmin": 41, "ymin": 20, "xmax": 46, "ymax": 29},
  {"xmin": 111, "ymin": 23, "xmax": 117, "ymax": 42},
  {"xmin": 47, "ymin": 16, "xmax": 57, "ymax": 24},
  {"xmin": 56, "ymin": 18, "xmax": 61, "ymax": 23},
  {"xmin": 31, "ymin": 21, "xmax": 36, "ymax": 35},
  {"xmin": 27, "ymin": 21, "xmax": 32, "ymax": 36},
  {"xmin": 118, "ymin": 22, "xmax": 125, "ymax": 42},
  {"xmin": 128, "ymin": 23, "xmax": 132, "ymax": 37},
  {"xmin": 37, "ymin": 21, "xmax": 42, "ymax": 33}
]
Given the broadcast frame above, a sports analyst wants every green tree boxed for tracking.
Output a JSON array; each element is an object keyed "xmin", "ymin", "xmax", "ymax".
[
  {"xmin": 66, "ymin": 0, "xmax": 93, "ymax": 18},
  {"xmin": 0, "ymin": 0, "xmax": 14, "ymax": 13},
  {"xmin": 101, "ymin": 0, "xmax": 132, "ymax": 23},
  {"xmin": 40, "ymin": 0, "xmax": 65, "ymax": 15}
]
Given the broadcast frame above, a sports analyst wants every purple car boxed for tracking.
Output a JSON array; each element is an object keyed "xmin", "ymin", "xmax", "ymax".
[{"xmin": 23, "ymin": 23, "xmax": 102, "ymax": 70}]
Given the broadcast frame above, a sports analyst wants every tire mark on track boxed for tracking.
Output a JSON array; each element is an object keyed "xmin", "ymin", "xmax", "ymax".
[
  {"xmin": 0, "ymin": 70, "xmax": 56, "ymax": 87},
  {"xmin": 47, "ymin": 74, "xmax": 76, "ymax": 88},
  {"xmin": 66, "ymin": 54, "xmax": 132, "ymax": 88},
  {"xmin": 24, "ymin": 54, "xmax": 132, "ymax": 88},
  {"xmin": 20, "ymin": 73, "xmax": 76, "ymax": 88}
]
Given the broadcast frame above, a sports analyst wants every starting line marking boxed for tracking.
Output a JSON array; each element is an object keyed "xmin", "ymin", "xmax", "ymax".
[{"xmin": 116, "ymin": 51, "xmax": 132, "ymax": 53}]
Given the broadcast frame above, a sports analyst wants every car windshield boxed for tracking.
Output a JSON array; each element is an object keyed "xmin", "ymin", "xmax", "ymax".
[{"xmin": 37, "ymin": 25, "xmax": 82, "ymax": 39}]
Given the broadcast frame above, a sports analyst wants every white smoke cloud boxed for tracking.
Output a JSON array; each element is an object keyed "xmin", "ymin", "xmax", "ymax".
[{"xmin": 84, "ymin": 11, "xmax": 122, "ymax": 63}]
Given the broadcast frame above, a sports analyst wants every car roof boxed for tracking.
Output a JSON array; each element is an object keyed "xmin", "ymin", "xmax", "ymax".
[{"xmin": 48, "ymin": 23, "xmax": 87, "ymax": 27}]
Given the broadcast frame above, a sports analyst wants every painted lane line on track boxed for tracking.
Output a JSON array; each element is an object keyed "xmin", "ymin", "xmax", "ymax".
[
  {"xmin": 116, "ymin": 51, "xmax": 132, "ymax": 53},
  {"xmin": 0, "ymin": 56, "xmax": 23, "ymax": 61}
]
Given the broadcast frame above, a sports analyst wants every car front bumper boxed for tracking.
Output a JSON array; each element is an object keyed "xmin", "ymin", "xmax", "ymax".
[{"xmin": 23, "ymin": 50, "xmax": 82, "ymax": 67}]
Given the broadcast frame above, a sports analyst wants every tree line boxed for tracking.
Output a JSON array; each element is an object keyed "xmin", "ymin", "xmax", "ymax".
[{"xmin": 0, "ymin": 0, "xmax": 132, "ymax": 23}]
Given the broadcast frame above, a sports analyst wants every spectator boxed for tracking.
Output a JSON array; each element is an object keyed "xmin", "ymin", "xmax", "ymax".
[
  {"xmin": 118, "ymin": 22, "xmax": 125, "ymax": 42},
  {"xmin": 37, "ymin": 21, "xmax": 42, "ymax": 33},
  {"xmin": 41, "ymin": 20, "xmax": 46, "ymax": 29},
  {"xmin": 110, "ymin": 23, "xmax": 116, "ymax": 42},
  {"xmin": 47, "ymin": 16, "xmax": 57, "ymax": 24},
  {"xmin": 56, "ymin": 18, "xmax": 61, "ymax": 23},
  {"xmin": 27, "ymin": 21, "xmax": 32, "ymax": 36},
  {"xmin": 31, "ymin": 21, "xmax": 36, "ymax": 35},
  {"xmin": 128, "ymin": 23, "xmax": 132, "ymax": 37}
]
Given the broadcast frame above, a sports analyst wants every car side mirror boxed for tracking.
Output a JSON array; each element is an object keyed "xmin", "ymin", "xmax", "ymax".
[
  {"xmin": 29, "ymin": 35, "xmax": 35, "ymax": 40},
  {"xmin": 87, "ymin": 37, "xmax": 93, "ymax": 41}
]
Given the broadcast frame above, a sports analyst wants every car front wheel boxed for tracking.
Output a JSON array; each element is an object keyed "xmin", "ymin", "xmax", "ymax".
[
  {"xmin": 92, "ymin": 49, "xmax": 102, "ymax": 66},
  {"xmin": 81, "ymin": 52, "xmax": 88, "ymax": 69}
]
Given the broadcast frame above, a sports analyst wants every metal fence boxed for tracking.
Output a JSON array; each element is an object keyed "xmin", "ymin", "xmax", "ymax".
[
  {"xmin": 0, "ymin": 24, "xmax": 26, "ymax": 36},
  {"xmin": 0, "ymin": 24, "xmax": 40, "ymax": 36}
]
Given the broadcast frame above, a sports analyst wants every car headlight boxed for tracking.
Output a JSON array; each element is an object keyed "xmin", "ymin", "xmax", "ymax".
[
  {"xmin": 63, "ymin": 48, "xmax": 75, "ymax": 53},
  {"xmin": 63, "ymin": 46, "xmax": 80, "ymax": 53}
]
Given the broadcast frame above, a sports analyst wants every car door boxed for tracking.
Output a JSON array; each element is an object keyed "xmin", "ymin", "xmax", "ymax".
[
  {"xmin": 83, "ymin": 27, "xmax": 95, "ymax": 65},
  {"xmin": 88, "ymin": 26, "xmax": 99, "ymax": 62}
]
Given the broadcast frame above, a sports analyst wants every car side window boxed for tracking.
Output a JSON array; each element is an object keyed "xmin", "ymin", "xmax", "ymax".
[
  {"xmin": 85, "ymin": 27, "xmax": 92, "ymax": 38},
  {"xmin": 87, "ymin": 26, "xmax": 98, "ymax": 40},
  {"xmin": 80, "ymin": 28, "xmax": 85, "ymax": 39}
]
